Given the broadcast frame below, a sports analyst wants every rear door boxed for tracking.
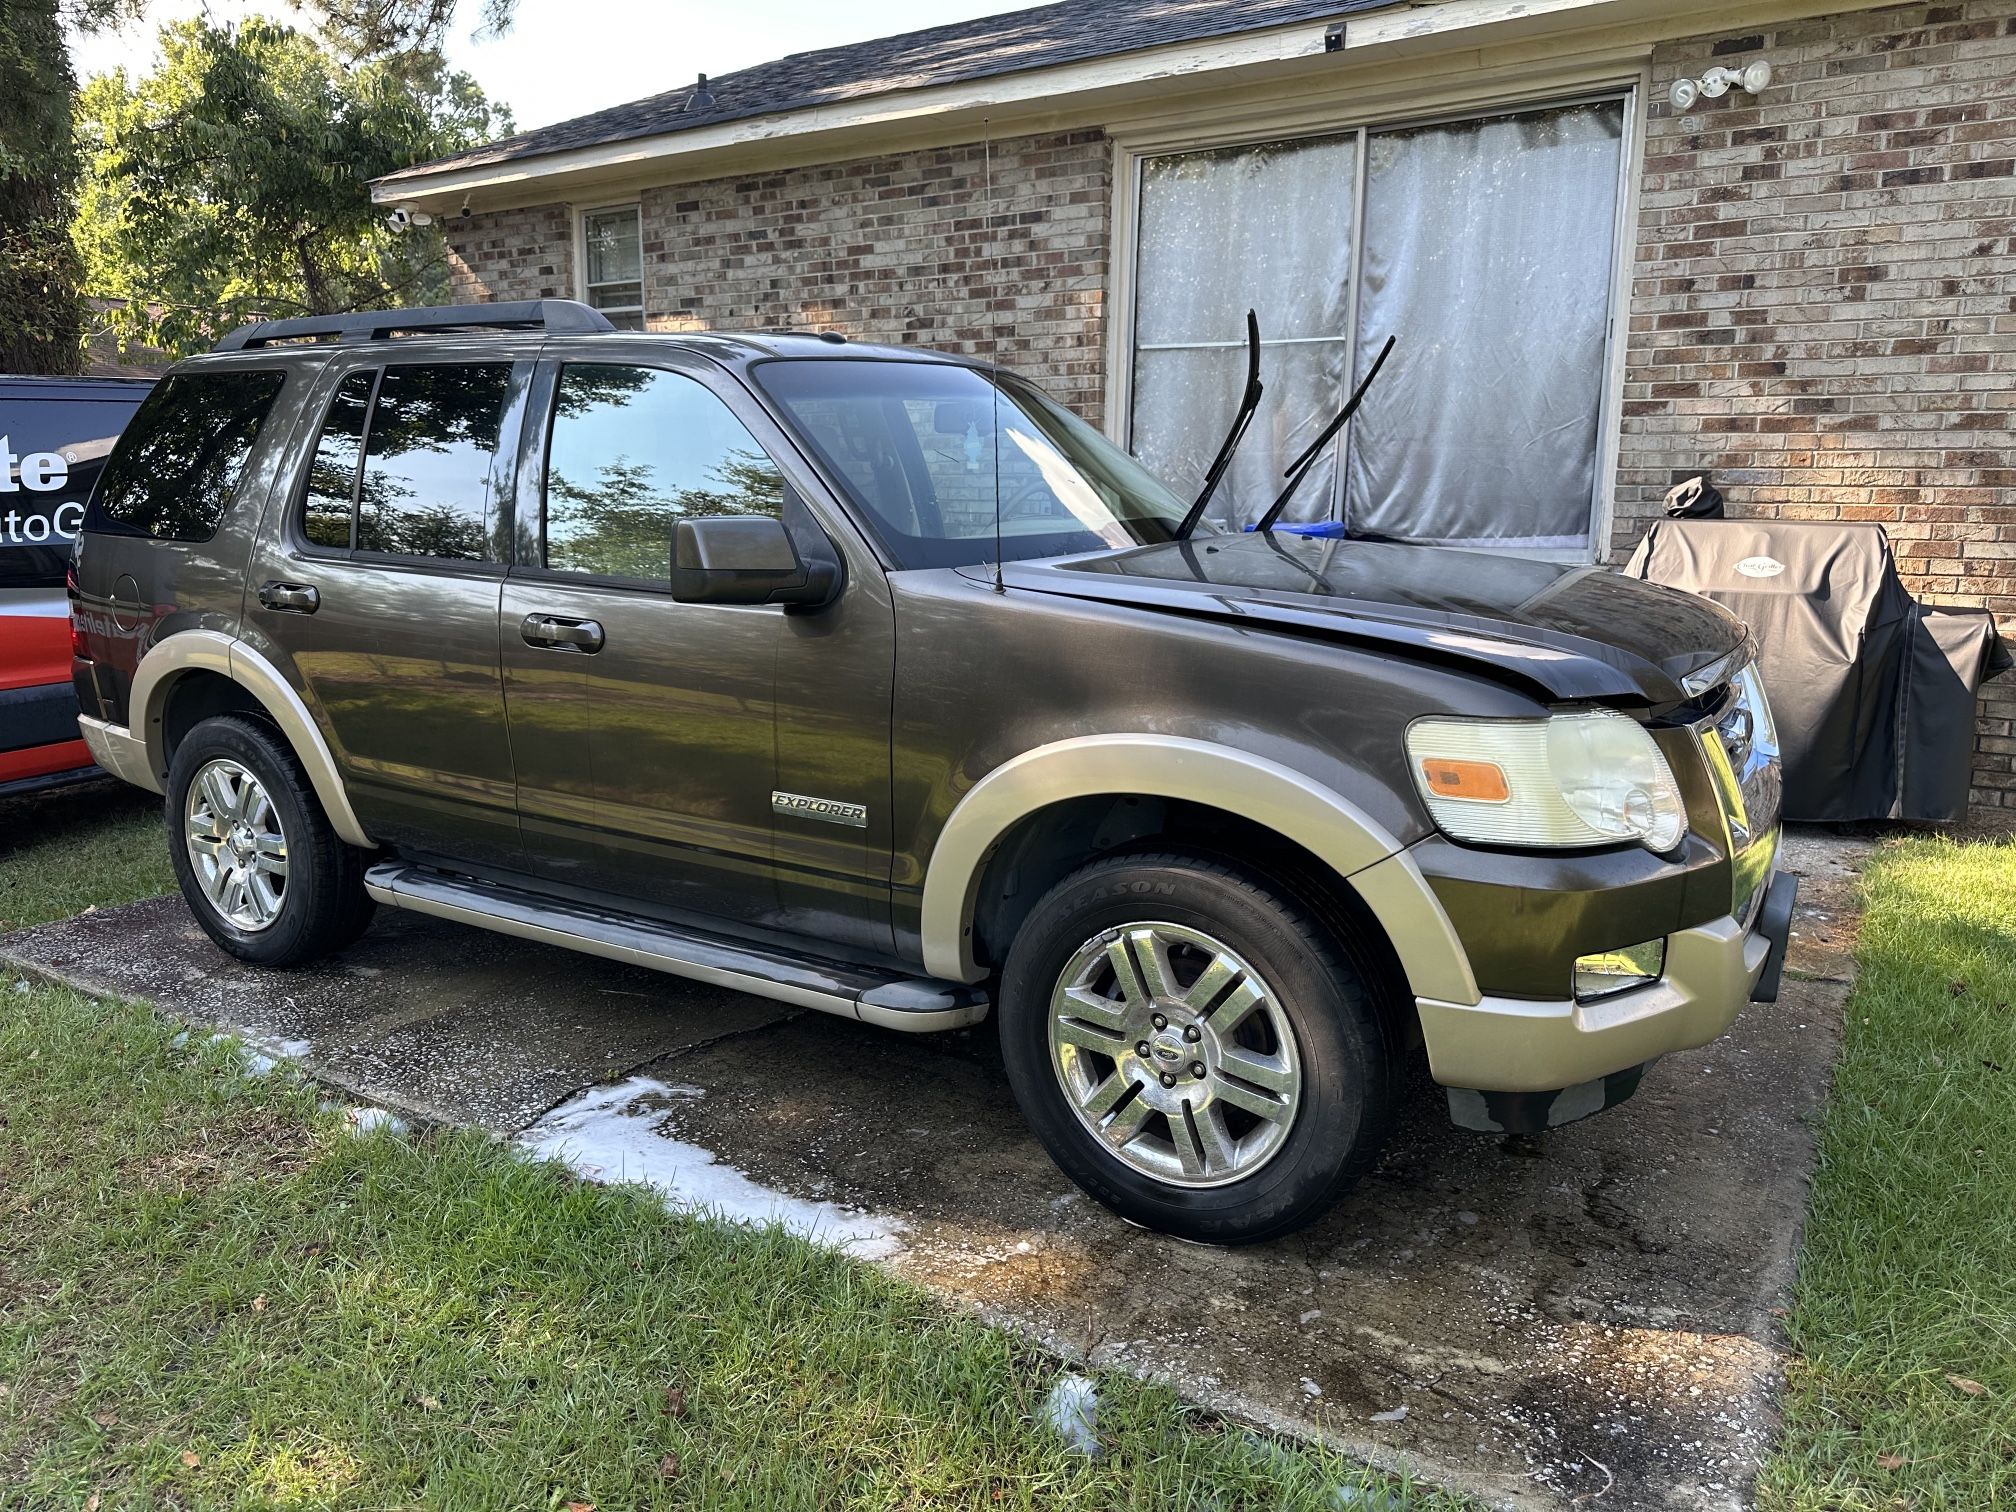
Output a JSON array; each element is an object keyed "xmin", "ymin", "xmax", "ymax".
[{"xmin": 243, "ymin": 346, "xmax": 535, "ymax": 867}]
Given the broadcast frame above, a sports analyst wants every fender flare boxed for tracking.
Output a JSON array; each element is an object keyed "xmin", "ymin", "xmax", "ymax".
[
  {"xmin": 918, "ymin": 734, "xmax": 1479, "ymax": 1005},
  {"xmin": 129, "ymin": 629, "xmax": 373, "ymax": 849}
]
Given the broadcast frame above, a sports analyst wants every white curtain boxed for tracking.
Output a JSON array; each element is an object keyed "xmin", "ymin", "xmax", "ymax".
[
  {"xmin": 1128, "ymin": 100, "xmax": 1624, "ymax": 546},
  {"xmin": 1344, "ymin": 103, "xmax": 1623, "ymax": 550},
  {"xmin": 1129, "ymin": 134, "xmax": 1356, "ymax": 528}
]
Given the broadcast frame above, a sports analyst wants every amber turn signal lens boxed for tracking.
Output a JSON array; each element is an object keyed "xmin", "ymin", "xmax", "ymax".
[{"xmin": 1418, "ymin": 757, "xmax": 1510, "ymax": 803}]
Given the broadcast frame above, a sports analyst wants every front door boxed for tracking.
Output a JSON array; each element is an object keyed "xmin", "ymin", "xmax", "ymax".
[
  {"xmin": 502, "ymin": 357, "xmax": 785, "ymax": 925},
  {"xmin": 501, "ymin": 351, "xmax": 897, "ymax": 949},
  {"xmin": 244, "ymin": 352, "xmax": 534, "ymax": 867}
]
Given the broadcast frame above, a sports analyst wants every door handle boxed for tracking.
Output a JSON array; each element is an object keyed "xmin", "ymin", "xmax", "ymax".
[
  {"xmin": 520, "ymin": 613, "xmax": 604, "ymax": 652},
  {"xmin": 258, "ymin": 581, "xmax": 320, "ymax": 614}
]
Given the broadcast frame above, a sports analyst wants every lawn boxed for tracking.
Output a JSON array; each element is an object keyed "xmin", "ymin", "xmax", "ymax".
[
  {"xmin": 11, "ymin": 781, "xmax": 2012, "ymax": 1508},
  {"xmin": 0, "ymin": 781, "xmax": 173, "ymax": 932},
  {"xmin": 1760, "ymin": 835, "xmax": 2016, "ymax": 1510},
  {"xmin": 0, "ymin": 791, "xmax": 1440, "ymax": 1509}
]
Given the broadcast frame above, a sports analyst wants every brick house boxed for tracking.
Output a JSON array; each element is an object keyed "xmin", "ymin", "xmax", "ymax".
[{"xmin": 373, "ymin": 0, "xmax": 2016, "ymax": 823}]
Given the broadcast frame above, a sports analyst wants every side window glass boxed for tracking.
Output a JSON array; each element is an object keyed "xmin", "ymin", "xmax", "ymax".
[
  {"xmin": 544, "ymin": 363, "xmax": 786, "ymax": 580},
  {"xmin": 85, "ymin": 370, "xmax": 285, "ymax": 543},
  {"xmin": 356, "ymin": 363, "xmax": 511, "ymax": 561},
  {"xmin": 299, "ymin": 371, "xmax": 375, "ymax": 550}
]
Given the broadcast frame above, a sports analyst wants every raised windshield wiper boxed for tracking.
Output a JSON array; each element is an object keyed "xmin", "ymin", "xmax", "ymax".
[
  {"xmin": 1172, "ymin": 309, "xmax": 1262, "ymax": 541},
  {"xmin": 1253, "ymin": 334, "xmax": 1395, "ymax": 534}
]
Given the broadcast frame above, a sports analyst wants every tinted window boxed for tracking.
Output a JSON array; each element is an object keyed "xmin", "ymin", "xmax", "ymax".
[
  {"xmin": 543, "ymin": 364, "xmax": 785, "ymax": 580},
  {"xmin": 753, "ymin": 360, "xmax": 1188, "ymax": 570},
  {"xmin": 356, "ymin": 364, "xmax": 511, "ymax": 561},
  {"xmin": 1, "ymin": 391, "xmax": 148, "ymax": 587},
  {"xmin": 86, "ymin": 371, "xmax": 284, "ymax": 543},
  {"xmin": 299, "ymin": 372, "xmax": 375, "ymax": 550}
]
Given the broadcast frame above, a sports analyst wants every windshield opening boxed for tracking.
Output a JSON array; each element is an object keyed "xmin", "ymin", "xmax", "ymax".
[{"xmin": 751, "ymin": 358, "xmax": 1197, "ymax": 570}]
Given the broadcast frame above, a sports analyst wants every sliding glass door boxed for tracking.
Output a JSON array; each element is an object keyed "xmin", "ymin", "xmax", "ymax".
[{"xmin": 1127, "ymin": 96, "xmax": 1627, "ymax": 553}]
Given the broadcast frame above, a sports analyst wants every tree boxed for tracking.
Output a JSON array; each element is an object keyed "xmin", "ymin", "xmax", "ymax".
[
  {"xmin": 0, "ymin": 1, "xmax": 112, "ymax": 373},
  {"xmin": 74, "ymin": 14, "xmax": 512, "ymax": 355}
]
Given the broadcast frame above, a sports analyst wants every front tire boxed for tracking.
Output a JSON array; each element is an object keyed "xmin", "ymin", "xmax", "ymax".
[
  {"xmin": 998, "ymin": 852, "xmax": 1395, "ymax": 1245},
  {"xmin": 166, "ymin": 714, "xmax": 373, "ymax": 966}
]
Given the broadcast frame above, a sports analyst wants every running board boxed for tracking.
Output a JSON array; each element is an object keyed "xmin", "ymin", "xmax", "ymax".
[{"xmin": 363, "ymin": 862, "xmax": 989, "ymax": 1032}]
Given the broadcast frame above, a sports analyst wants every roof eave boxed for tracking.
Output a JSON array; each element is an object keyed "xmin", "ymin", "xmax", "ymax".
[{"xmin": 370, "ymin": 0, "xmax": 1875, "ymax": 212}]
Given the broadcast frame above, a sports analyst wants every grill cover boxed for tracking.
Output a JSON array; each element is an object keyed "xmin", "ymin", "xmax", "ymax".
[{"xmin": 1624, "ymin": 519, "xmax": 2007, "ymax": 822}]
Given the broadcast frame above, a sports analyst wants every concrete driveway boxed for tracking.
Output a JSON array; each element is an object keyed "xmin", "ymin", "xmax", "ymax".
[{"xmin": 1, "ymin": 831, "xmax": 1866, "ymax": 1510}]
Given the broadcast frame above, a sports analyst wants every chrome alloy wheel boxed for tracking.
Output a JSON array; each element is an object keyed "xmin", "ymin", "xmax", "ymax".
[
  {"xmin": 184, "ymin": 758, "xmax": 289, "ymax": 932},
  {"xmin": 1047, "ymin": 922, "xmax": 1304, "ymax": 1188}
]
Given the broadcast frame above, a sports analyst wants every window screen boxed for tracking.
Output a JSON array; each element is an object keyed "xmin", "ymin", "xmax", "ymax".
[
  {"xmin": 356, "ymin": 364, "xmax": 511, "ymax": 561},
  {"xmin": 85, "ymin": 370, "xmax": 285, "ymax": 543},
  {"xmin": 299, "ymin": 371, "xmax": 375, "ymax": 550},
  {"xmin": 1131, "ymin": 134, "xmax": 1356, "ymax": 531},
  {"xmin": 543, "ymin": 364, "xmax": 784, "ymax": 580},
  {"xmin": 1130, "ymin": 99, "xmax": 1625, "ymax": 552},
  {"xmin": 582, "ymin": 206, "xmax": 645, "ymax": 331},
  {"xmin": 1345, "ymin": 106, "xmax": 1624, "ymax": 551}
]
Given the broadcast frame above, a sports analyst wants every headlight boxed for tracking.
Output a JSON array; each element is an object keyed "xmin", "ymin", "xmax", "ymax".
[{"xmin": 1406, "ymin": 710, "xmax": 1688, "ymax": 852}]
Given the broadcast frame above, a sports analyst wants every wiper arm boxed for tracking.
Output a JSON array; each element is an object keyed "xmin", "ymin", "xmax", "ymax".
[
  {"xmin": 1173, "ymin": 309, "xmax": 1262, "ymax": 540},
  {"xmin": 1253, "ymin": 334, "xmax": 1395, "ymax": 534}
]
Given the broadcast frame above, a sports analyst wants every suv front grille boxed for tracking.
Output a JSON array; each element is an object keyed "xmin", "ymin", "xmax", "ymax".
[{"xmin": 1695, "ymin": 661, "xmax": 1783, "ymax": 923}]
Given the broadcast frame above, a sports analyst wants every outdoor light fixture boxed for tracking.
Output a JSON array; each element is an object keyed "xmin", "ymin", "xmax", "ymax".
[
  {"xmin": 385, "ymin": 203, "xmax": 433, "ymax": 233},
  {"xmin": 1669, "ymin": 58, "xmax": 1773, "ymax": 111}
]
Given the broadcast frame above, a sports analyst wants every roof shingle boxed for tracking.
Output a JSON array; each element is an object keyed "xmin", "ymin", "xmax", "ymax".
[{"xmin": 381, "ymin": 0, "xmax": 1380, "ymax": 184}]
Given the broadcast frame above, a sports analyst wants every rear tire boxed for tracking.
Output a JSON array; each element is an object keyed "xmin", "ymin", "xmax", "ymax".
[
  {"xmin": 166, "ymin": 714, "xmax": 374, "ymax": 966},
  {"xmin": 998, "ymin": 851, "xmax": 1395, "ymax": 1245}
]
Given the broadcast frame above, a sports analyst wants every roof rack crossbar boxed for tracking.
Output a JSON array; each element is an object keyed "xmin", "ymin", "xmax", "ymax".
[{"xmin": 211, "ymin": 299, "xmax": 615, "ymax": 352}]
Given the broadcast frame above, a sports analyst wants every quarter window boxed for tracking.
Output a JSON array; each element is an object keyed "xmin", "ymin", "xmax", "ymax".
[
  {"xmin": 543, "ymin": 363, "xmax": 785, "ymax": 581},
  {"xmin": 299, "ymin": 371, "xmax": 374, "ymax": 550},
  {"xmin": 581, "ymin": 205, "xmax": 645, "ymax": 330},
  {"xmin": 85, "ymin": 370, "xmax": 285, "ymax": 543},
  {"xmin": 356, "ymin": 364, "xmax": 513, "ymax": 561}
]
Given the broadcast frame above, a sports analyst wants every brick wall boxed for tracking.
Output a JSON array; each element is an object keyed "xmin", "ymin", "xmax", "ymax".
[
  {"xmin": 443, "ymin": 203, "xmax": 574, "ymax": 304},
  {"xmin": 445, "ymin": 129, "xmax": 1111, "ymax": 420},
  {"xmin": 442, "ymin": 14, "xmax": 2014, "ymax": 822},
  {"xmin": 1624, "ymin": 1, "xmax": 2016, "ymax": 824}
]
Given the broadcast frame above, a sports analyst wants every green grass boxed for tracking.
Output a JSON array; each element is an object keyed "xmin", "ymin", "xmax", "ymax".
[
  {"xmin": 1760, "ymin": 835, "xmax": 2016, "ymax": 1510},
  {"xmin": 0, "ymin": 782, "xmax": 174, "ymax": 933},
  {"xmin": 0, "ymin": 788, "xmax": 1450, "ymax": 1508}
]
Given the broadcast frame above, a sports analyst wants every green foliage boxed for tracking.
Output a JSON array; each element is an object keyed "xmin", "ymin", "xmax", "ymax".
[
  {"xmin": 74, "ymin": 15, "xmax": 512, "ymax": 354},
  {"xmin": 0, "ymin": 0, "xmax": 89, "ymax": 373}
]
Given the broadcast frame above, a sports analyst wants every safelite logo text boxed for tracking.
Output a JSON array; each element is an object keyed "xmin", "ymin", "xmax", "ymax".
[{"xmin": 1, "ymin": 437, "xmax": 83, "ymax": 546}]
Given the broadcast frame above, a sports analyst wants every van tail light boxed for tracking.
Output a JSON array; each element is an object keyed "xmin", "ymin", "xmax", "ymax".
[{"xmin": 67, "ymin": 564, "xmax": 88, "ymax": 658}]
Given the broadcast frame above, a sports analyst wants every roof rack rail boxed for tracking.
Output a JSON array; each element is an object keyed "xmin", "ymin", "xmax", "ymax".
[{"xmin": 211, "ymin": 299, "xmax": 615, "ymax": 353}]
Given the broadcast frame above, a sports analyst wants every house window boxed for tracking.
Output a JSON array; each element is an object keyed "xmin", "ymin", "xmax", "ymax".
[
  {"xmin": 580, "ymin": 204, "xmax": 645, "ymax": 329},
  {"xmin": 1128, "ymin": 98, "xmax": 1626, "ymax": 554}
]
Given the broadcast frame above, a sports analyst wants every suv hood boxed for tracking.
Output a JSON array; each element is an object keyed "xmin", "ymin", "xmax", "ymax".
[{"xmin": 985, "ymin": 533, "xmax": 1749, "ymax": 707}]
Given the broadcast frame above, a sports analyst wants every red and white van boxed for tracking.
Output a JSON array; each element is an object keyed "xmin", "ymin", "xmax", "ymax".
[{"xmin": 2, "ymin": 376, "xmax": 152, "ymax": 797}]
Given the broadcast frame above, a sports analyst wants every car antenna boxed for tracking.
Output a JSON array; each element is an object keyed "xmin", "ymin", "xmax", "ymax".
[
  {"xmin": 1173, "ymin": 308, "xmax": 1262, "ymax": 540},
  {"xmin": 1252, "ymin": 334, "xmax": 1395, "ymax": 534}
]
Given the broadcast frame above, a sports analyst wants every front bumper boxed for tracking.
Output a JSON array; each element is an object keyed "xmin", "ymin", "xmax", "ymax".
[{"xmin": 1416, "ymin": 868, "xmax": 1796, "ymax": 1096}]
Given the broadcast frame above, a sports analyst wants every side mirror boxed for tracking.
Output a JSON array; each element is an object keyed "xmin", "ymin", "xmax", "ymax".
[{"xmin": 670, "ymin": 516, "xmax": 839, "ymax": 609}]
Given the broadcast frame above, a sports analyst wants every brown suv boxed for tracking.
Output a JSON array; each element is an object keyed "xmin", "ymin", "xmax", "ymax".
[{"xmin": 71, "ymin": 301, "xmax": 1794, "ymax": 1244}]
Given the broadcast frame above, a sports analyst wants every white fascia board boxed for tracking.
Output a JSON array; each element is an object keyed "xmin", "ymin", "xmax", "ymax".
[{"xmin": 372, "ymin": 0, "xmax": 1884, "ymax": 211}]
